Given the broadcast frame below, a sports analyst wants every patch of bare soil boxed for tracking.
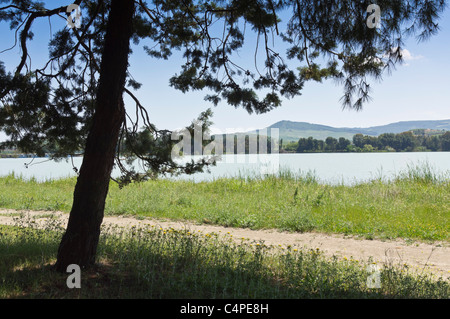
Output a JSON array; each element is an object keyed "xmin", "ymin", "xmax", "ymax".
[{"xmin": 1, "ymin": 209, "xmax": 448, "ymax": 280}]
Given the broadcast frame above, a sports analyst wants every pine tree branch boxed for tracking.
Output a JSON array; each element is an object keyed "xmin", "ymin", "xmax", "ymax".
[{"xmin": 15, "ymin": 0, "xmax": 83, "ymax": 76}]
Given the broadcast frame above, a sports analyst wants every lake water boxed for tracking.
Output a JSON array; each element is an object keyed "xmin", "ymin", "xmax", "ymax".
[{"xmin": 1, "ymin": 152, "xmax": 449, "ymax": 185}]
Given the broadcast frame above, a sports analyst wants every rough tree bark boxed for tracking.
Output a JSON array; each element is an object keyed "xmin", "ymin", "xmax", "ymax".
[{"xmin": 55, "ymin": 0, "xmax": 134, "ymax": 272}]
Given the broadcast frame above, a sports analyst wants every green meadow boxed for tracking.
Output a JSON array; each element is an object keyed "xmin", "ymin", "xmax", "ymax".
[
  {"xmin": 1, "ymin": 221, "xmax": 448, "ymax": 298},
  {"xmin": 0, "ymin": 163, "xmax": 448, "ymax": 298},
  {"xmin": 1, "ymin": 163, "xmax": 448, "ymax": 242}
]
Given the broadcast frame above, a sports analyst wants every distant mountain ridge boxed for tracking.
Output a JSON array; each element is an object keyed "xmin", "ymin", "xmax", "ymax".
[
  {"xmin": 258, "ymin": 119, "xmax": 450, "ymax": 142},
  {"xmin": 354, "ymin": 119, "xmax": 450, "ymax": 135}
]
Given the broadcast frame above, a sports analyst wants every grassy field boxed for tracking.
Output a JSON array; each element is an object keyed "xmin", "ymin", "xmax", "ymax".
[
  {"xmin": 0, "ymin": 164, "xmax": 449, "ymax": 299},
  {"xmin": 0, "ymin": 163, "xmax": 448, "ymax": 242},
  {"xmin": 1, "ymin": 220, "xmax": 448, "ymax": 299}
]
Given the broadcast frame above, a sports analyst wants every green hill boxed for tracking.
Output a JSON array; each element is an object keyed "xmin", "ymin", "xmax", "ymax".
[
  {"xmin": 265, "ymin": 121, "xmax": 364, "ymax": 142},
  {"xmin": 359, "ymin": 119, "xmax": 450, "ymax": 135},
  {"xmin": 260, "ymin": 119, "xmax": 450, "ymax": 142}
]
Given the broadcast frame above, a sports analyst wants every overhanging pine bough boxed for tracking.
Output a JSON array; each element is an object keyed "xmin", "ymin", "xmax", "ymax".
[{"xmin": 0, "ymin": 0, "xmax": 446, "ymax": 271}]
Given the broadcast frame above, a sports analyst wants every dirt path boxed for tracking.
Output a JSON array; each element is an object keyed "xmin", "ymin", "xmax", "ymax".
[{"xmin": 0, "ymin": 209, "xmax": 448, "ymax": 280}]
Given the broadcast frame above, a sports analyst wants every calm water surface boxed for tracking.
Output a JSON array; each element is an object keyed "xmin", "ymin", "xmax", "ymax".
[{"xmin": 1, "ymin": 152, "xmax": 449, "ymax": 185}]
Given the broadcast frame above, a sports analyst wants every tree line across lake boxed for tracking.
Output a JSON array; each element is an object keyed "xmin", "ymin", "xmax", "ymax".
[
  {"xmin": 183, "ymin": 129, "xmax": 450, "ymax": 155},
  {"xmin": 283, "ymin": 130, "xmax": 450, "ymax": 153},
  {"xmin": 2, "ymin": 129, "xmax": 449, "ymax": 158}
]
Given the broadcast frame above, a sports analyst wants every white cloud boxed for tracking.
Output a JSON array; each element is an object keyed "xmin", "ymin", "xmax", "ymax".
[
  {"xmin": 376, "ymin": 48, "xmax": 424, "ymax": 67},
  {"xmin": 400, "ymin": 49, "xmax": 424, "ymax": 62},
  {"xmin": 388, "ymin": 48, "xmax": 424, "ymax": 66}
]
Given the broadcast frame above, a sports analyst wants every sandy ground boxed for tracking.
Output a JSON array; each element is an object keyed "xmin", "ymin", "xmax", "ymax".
[{"xmin": 0, "ymin": 209, "xmax": 448, "ymax": 280}]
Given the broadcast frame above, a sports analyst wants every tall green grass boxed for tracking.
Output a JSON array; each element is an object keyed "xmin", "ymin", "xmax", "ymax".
[
  {"xmin": 0, "ymin": 172, "xmax": 74, "ymax": 212},
  {"xmin": 0, "ymin": 163, "xmax": 449, "ymax": 242},
  {"xmin": 1, "ymin": 218, "xmax": 448, "ymax": 299}
]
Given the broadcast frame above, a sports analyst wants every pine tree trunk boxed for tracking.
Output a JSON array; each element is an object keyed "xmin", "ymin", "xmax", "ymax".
[{"xmin": 55, "ymin": 0, "xmax": 134, "ymax": 272}]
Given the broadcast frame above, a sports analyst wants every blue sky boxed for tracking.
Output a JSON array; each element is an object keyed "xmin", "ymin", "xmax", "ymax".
[
  {"xmin": 129, "ymin": 7, "xmax": 450, "ymax": 134},
  {"xmin": 1, "ymin": 2, "xmax": 449, "ymax": 142}
]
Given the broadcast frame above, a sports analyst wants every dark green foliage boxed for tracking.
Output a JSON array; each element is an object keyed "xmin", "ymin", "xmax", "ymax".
[
  {"xmin": 117, "ymin": 108, "xmax": 217, "ymax": 187},
  {"xmin": 0, "ymin": 0, "xmax": 447, "ymax": 181},
  {"xmin": 441, "ymin": 131, "xmax": 450, "ymax": 151},
  {"xmin": 292, "ymin": 129, "xmax": 449, "ymax": 153}
]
